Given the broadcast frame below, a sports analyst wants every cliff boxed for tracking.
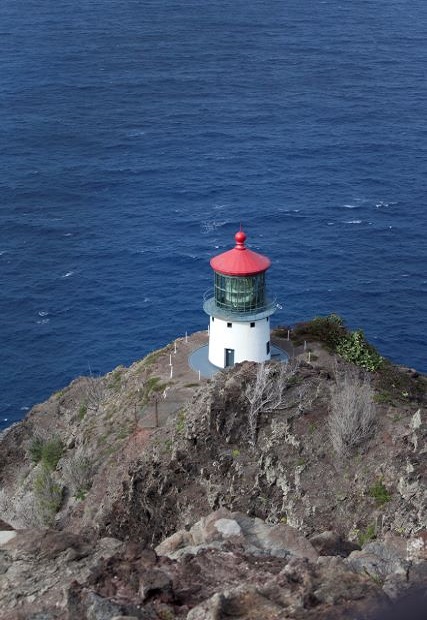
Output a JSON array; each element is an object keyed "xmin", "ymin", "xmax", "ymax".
[{"xmin": 0, "ymin": 325, "xmax": 425, "ymax": 619}]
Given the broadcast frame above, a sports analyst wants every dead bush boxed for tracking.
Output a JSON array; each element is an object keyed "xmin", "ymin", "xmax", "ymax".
[
  {"xmin": 62, "ymin": 448, "xmax": 95, "ymax": 499},
  {"xmin": 328, "ymin": 367, "xmax": 376, "ymax": 456},
  {"xmin": 244, "ymin": 361, "xmax": 299, "ymax": 446}
]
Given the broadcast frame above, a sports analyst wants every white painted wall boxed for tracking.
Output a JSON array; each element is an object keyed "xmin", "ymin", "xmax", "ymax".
[{"xmin": 208, "ymin": 315, "xmax": 271, "ymax": 368}]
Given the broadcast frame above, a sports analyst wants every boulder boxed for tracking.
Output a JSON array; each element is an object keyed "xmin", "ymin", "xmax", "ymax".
[
  {"xmin": 309, "ymin": 530, "xmax": 360, "ymax": 557},
  {"xmin": 156, "ymin": 509, "xmax": 318, "ymax": 562}
]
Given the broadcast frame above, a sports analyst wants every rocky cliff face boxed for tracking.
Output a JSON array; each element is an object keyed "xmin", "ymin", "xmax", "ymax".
[{"xmin": 0, "ymin": 331, "xmax": 425, "ymax": 618}]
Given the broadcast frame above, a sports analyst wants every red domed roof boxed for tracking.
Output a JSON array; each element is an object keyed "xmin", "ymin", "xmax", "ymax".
[{"xmin": 210, "ymin": 230, "xmax": 271, "ymax": 276}]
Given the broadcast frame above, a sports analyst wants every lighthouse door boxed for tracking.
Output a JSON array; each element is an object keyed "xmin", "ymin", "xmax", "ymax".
[{"xmin": 225, "ymin": 348, "xmax": 235, "ymax": 367}]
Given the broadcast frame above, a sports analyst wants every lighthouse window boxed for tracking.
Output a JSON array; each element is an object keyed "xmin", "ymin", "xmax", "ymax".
[
  {"xmin": 250, "ymin": 322, "xmax": 255, "ymax": 328},
  {"xmin": 227, "ymin": 322, "xmax": 232, "ymax": 328},
  {"xmin": 214, "ymin": 272, "xmax": 266, "ymax": 312},
  {"xmin": 266, "ymin": 341, "xmax": 270, "ymax": 354}
]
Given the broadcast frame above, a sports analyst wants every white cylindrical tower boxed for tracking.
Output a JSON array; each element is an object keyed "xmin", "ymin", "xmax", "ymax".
[{"xmin": 203, "ymin": 230, "xmax": 276, "ymax": 368}]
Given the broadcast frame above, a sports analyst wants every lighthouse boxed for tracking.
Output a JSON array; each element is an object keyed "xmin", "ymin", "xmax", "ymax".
[{"xmin": 203, "ymin": 230, "xmax": 276, "ymax": 368}]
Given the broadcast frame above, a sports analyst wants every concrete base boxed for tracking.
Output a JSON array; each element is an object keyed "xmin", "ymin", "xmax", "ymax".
[{"xmin": 189, "ymin": 344, "xmax": 289, "ymax": 379}]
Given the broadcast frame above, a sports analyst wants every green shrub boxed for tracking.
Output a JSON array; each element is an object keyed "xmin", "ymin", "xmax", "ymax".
[
  {"xmin": 108, "ymin": 369, "xmax": 123, "ymax": 392},
  {"xmin": 33, "ymin": 467, "xmax": 63, "ymax": 526},
  {"xmin": 291, "ymin": 314, "xmax": 347, "ymax": 349},
  {"xmin": 358, "ymin": 523, "xmax": 377, "ymax": 546},
  {"xmin": 29, "ymin": 436, "xmax": 64, "ymax": 470},
  {"xmin": 176, "ymin": 410, "xmax": 186, "ymax": 434},
  {"xmin": 29, "ymin": 437, "xmax": 45, "ymax": 464},
  {"xmin": 273, "ymin": 326, "xmax": 292, "ymax": 338},
  {"xmin": 140, "ymin": 376, "xmax": 170, "ymax": 406},
  {"xmin": 78, "ymin": 403, "xmax": 87, "ymax": 420},
  {"xmin": 336, "ymin": 330, "xmax": 383, "ymax": 371},
  {"xmin": 41, "ymin": 438, "xmax": 64, "ymax": 470},
  {"xmin": 369, "ymin": 480, "xmax": 391, "ymax": 505}
]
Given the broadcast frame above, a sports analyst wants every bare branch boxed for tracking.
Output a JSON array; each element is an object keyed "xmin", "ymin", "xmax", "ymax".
[
  {"xmin": 244, "ymin": 361, "xmax": 299, "ymax": 446},
  {"xmin": 84, "ymin": 376, "xmax": 106, "ymax": 411}
]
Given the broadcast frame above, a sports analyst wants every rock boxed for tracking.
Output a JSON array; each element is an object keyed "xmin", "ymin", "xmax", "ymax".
[
  {"xmin": 3, "ymin": 529, "xmax": 92, "ymax": 562},
  {"xmin": 309, "ymin": 530, "xmax": 360, "ymax": 557},
  {"xmin": 406, "ymin": 531, "xmax": 427, "ymax": 562},
  {"xmin": 187, "ymin": 586, "xmax": 284, "ymax": 620},
  {"xmin": 186, "ymin": 592, "xmax": 223, "ymax": 620},
  {"xmin": 85, "ymin": 592, "xmax": 125, "ymax": 620},
  {"xmin": 154, "ymin": 529, "xmax": 192, "ymax": 556},
  {"xmin": 232, "ymin": 513, "xmax": 318, "ymax": 561},
  {"xmin": 0, "ymin": 529, "xmax": 124, "ymax": 619},
  {"xmin": 214, "ymin": 518, "xmax": 242, "ymax": 538},
  {"xmin": 0, "ymin": 531, "xmax": 16, "ymax": 546},
  {"xmin": 346, "ymin": 541, "xmax": 409, "ymax": 580},
  {"xmin": 138, "ymin": 569, "xmax": 172, "ymax": 602},
  {"xmin": 156, "ymin": 510, "xmax": 318, "ymax": 562}
]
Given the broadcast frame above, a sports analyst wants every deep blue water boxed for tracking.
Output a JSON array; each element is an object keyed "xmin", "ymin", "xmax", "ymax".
[{"xmin": 1, "ymin": 0, "xmax": 426, "ymax": 429}]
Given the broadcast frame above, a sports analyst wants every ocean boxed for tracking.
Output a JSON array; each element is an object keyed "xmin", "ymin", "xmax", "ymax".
[{"xmin": 1, "ymin": 0, "xmax": 426, "ymax": 430}]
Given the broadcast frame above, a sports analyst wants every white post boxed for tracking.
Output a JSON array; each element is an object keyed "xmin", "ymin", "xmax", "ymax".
[
  {"xmin": 170, "ymin": 365, "xmax": 173, "ymax": 378},
  {"xmin": 174, "ymin": 341, "xmax": 177, "ymax": 354},
  {"xmin": 185, "ymin": 331, "xmax": 188, "ymax": 343},
  {"xmin": 198, "ymin": 370, "xmax": 201, "ymax": 381},
  {"xmin": 169, "ymin": 353, "xmax": 172, "ymax": 366},
  {"xmin": 308, "ymin": 351, "xmax": 311, "ymax": 362},
  {"xmin": 287, "ymin": 329, "xmax": 290, "ymax": 341}
]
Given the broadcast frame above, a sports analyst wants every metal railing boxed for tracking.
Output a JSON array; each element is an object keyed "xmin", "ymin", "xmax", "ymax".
[{"xmin": 203, "ymin": 289, "xmax": 277, "ymax": 321}]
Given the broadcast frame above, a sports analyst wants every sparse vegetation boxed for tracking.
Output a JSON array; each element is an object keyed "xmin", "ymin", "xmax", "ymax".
[
  {"xmin": 375, "ymin": 360, "xmax": 426, "ymax": 403},
  {"xmin": 33, "ymin": 467, "xmax": 63, "ymax": 526},
  {"xmin": 29, "ymin": 436, "xmax": 45, "ymax": 464},
  {"xmin": 140, "ymin": 375, "xmax": 170, "ymax": 406},
  {"xmin": 85, "ymin": 376, "xmax": 106, "ymax": 411},
  {"xmin": 369, "ymin": 480, "xmax": 392, "ymax": 505},
  {"xmin": 29, "ymin": 436, "xmax": 64, "ymax": 470},
  {"xmin": 142, "ymin": 345, "xmax": 170, "ymax": 367},
  {"xmin": 78, "ymin": 403, "xmax": 88, "ymax": 420},
  {"xmin": 108, "ymin": 368, "xmax": 123, "ymax": 392},
  {"xmin": 357, "ymin": 523, "xmax": 377, "ymax": 546},
  {"xmin": 308, "ymin": 422, "xmax": 316, "ymax": 434},
  {"xmin": 62, "ymin": 448, "xmax": 94, "ymax": 500},
  {"xmin": 176, "ymin": 410, "xmax": 186, "ymax": 434}
]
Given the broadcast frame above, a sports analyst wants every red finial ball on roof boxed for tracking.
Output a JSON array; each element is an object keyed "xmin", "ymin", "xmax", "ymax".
[
  {"xmin": 210, "ymin": 229, "xmax": 271, "ymax": 276},
  {"xmin": 235, "ymin": 230, "xmax": 247, "ymax": 246}
]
